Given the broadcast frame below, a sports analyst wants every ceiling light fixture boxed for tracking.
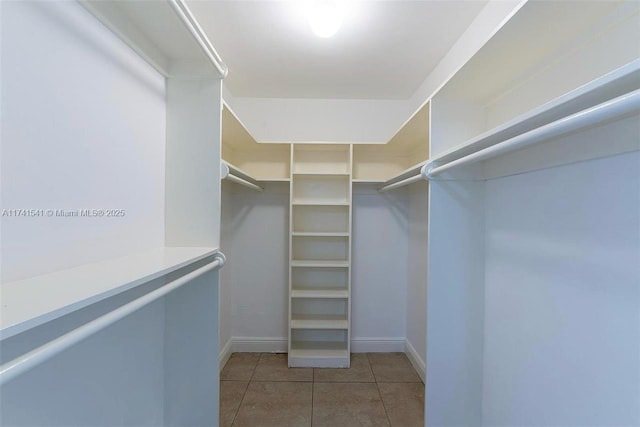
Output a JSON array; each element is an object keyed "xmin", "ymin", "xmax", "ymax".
[{"xmin": 308, "ymin": 1, "xmax": 345, "ymax": 38}]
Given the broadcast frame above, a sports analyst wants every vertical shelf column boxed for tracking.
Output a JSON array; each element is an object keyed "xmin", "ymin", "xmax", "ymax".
[
  {"xmin": 288, "ymin": 145, "xmax": 352, "ymax": 368},
  {"xmin": 165, "ymin": 77, "xmax": 223, "ymax": 425}
]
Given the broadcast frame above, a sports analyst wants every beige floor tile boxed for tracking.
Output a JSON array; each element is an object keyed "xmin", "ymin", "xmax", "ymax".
[
  {"xmin": 367, "ymin": 353, "xmax": 421, "ymax": 383},
  {"xmin": 378, "ymin": 383, "xmax": 425, "ymax": 427},
  {"xmin": 312, "ymin": 382, "xmax": 390, "ymax": 427},
  {"xmin": 252, "ymin": 353, "xmax": 313, "ymax": 382},
  {"xmin": 233, "ymin": 381, "xmax": 312, "ymax": 427},
  {"xmin": 219, "ymin": 381, "xmax": 248, "ymax": 427},
  {"xmin": 221, "ymin": 353, "xmax": 261, "ymax": 381},
  {"xmin": 314, "ymin": 353, "xmax": 375, "ymax": 383}
]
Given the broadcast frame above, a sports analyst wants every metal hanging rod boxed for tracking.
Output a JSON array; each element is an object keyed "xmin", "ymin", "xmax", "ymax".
[
  {"xmin": 424, "ymin": 89, "xmax": 640, "ymax": 180},
  {"xmin": 221, "ymin": 161, "xmax": 264, "ymax": 192},
  {"xmin": 168, "ymin": 0, "xmax": 228, "ymax": 78},
  {"xmin": 377, "ymin": 161, "xmax": 428, "ymax": 192},
  {"xmin": 378, "ymin": 173, "xmax": 426, "ymax": 193},
  {"xmin": 0, "ymin": 252, "xmax": 226, "ymax": 387}
]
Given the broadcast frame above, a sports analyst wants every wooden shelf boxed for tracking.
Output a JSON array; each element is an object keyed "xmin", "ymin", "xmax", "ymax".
[
  {"xmin": 0, "ymin": 247, "xmax": 218, "ymax": 340},
  {"xmin": 292, "ymin": 201, "xmax": 350, "ymax": 206},
  {"xmin": 79, "ymin": 1, "xmax": 222, "ymax": 78},
  {"xmin": 291, "ymin": 289, "xmax": 349, "ymax": 299},
  {"xmin": 433, "ymin": 60, "xmax": 640, "ymax": 166},
  {"xmin": 352, "ymin": 179, "xmax": 385, "ymax": 184},
  {"xmin": 291, "ymin": 260, "xmax": 350, "ymax": 268},
  {"xmin": 291, "ymin": 314, "xmax": 348, "ymax": 330},
  {"xmin": 290, "ymin": 341, "xmax": 349, "ymax": 357},
  {"xmin": 289, "ymin": 341, "xmax": 350, "ymax": 368},
  {"xmin": 293, "ymin": 172, "xmax": 350, "ymax": 176},
  {"xmin": 292, "ymin": 232, "xmax": 349, "ymax": 237}
]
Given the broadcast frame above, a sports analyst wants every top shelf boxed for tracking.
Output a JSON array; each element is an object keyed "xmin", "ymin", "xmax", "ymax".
[
  {"xmin": 430, "ymin": 59, "xmax": 640, "ymax": 168},
  {"xmin": 79, "ymin": 0, "xmax": 227, "ymax": 78},
  {"xmin": 0, "ymin": 247, "xmax": 218, "ymax": 340}
]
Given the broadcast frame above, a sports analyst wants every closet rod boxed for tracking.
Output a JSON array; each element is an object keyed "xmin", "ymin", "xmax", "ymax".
[
  {"xmin": 378, "ymin": 161, "xmax": 428, "ymax": 192},
  {"xmin": 378, "ymin": 173, "xmax": 425, "ymax": 192},
  {"xmin": 0, "ymin": 252, "xmax": 226, "ymax": 387},
  {"xmin": 168, "ymin": 0, "xmax": 228, "ymax": 78},
  {"xmin": 221, "ymin": 161, "xmax": 264, "ymax": 192},
  {"xmin": 423, "ymin": 89, "xmax": 640, "ymax": 179}
]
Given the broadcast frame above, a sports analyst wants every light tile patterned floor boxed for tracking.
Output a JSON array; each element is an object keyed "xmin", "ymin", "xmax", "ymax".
[{"xmin": 220, "ymin": 352, "xmax": 424, "ymax": 427}]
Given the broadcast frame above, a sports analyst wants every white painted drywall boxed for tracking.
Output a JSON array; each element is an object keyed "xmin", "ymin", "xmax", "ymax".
[
  {"xmin": 164, "ymin": 268, "xmax": 220, "ymax": 426},
  {"xmin": 405, "ymin": 182, "xmax": 428, "ymax": 377},
  {"xmin": 351, "ymin": 185, "xmax": 409, "ymax": 350},
  {"xmin": 0, "ymin": 0, "xmax": 166, "ymax": 283},
  {"xmin": 229, "ymin": 183, "xmax": 291, "ymax": 345},
  {"xmin": 165, "ymin": 77, "xmax": 222, "ymax": 248},
  {"xmin": 482, "ymin": 151, "xmax": 640, "ymax": 426},
  {"xmin": 426, "ymin": 180, "xmax": 486, "ymax": 427}
]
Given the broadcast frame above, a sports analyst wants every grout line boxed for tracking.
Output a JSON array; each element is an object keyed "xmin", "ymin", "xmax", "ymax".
[
  {"xmin": 368, "ymin": 353, "xmax": 394, "ymax": 426},
  {"xmin": 228, "ymin": 379, "xmax": 250, "ymax": 427},
  {"xmin": 310, "ymin": 374, "xmax": 315, "ymax": 427},
  {"xmin": 366, "ymin": 353, "xmax": 379, "ymax": 383},
  {"xmin": 375, "ymin": 381, "xmax": 393, "ymax": 427},
  {"xmin": 247, "ymin": 352, "xmax": 262, "ymax": 382}
]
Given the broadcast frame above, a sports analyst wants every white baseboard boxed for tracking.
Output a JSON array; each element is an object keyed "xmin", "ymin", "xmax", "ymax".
[
  {"xmin": 232, "ymin": 337, "xmax": 288, "ymax": 353},
  {"xmin": 404, "ymin": 339, "xmax": 426, "ymax": 383},
  {"xmin": 219, "ymin": 338, "xmax": 233, "ymax": 371},
  {"xmin": 351, "ymin": 337, "xmax": 405, "ymax": 353},
  {"xmin": 229, "ymin": 336, "xmax": 405, "ymax": 354}
]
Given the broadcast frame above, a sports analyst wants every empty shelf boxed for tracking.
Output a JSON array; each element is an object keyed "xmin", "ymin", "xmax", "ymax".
[
  {"xmin": 292, "ymin": 172, "xmax": 350, "ymax": 176},
  {"xmin": 291, "ymin": 201, "xmax": 350, "ymax": 206},
  {"xmin": 289, "ymin": 341, "xmax": 350, "ymax": 368},
  {"xmin": 291, "ymin": 289, "xmax": 349, "ymax": 299},
  {"xmin": 352, "ymin": 178, "xmax": 386, "ymax": 184},
  {"xmin": 291, "ymin": 260, "xmax": 350, "ymax": 268},
  {"xmin": 291, "ymin": 314, "xmax": 349, "ymax": 329},
  {"xmin": 292, "ymin": 231, "xmax": 349, "ymax": 237},
  {"xmin": 0, "ymin": 247, "xmax": 218, "ymax": 340}
]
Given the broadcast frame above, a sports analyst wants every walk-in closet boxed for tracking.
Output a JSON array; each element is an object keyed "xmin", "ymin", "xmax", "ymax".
[{"xmin": 1, "ymin": 1, "xmax": 638, "ymax": 426}]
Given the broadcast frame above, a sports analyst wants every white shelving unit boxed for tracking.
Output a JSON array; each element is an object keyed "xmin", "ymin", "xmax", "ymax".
[{"xmin": 288, "ymin": 145, "xmax": 353, "ymax": 368}]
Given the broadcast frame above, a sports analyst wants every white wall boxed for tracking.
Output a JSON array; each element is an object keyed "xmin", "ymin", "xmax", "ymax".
[
  {"xmin": 426, "ymin": 179, "xmax": 486, "ymax": 427},
  {"xmin": 482, "ymin": 151, "xmax": 640, "ymax": 426},
  {"xmin": 352, "ymin": 185, "xmax": 409, "ymax": 351},
  {"xmin": 230, "ymin": 183, "xmax": 291, "ymax": 350},
  {"xmin": 0, "ymin": 0, "xmax": 166, "ymax": 283},
  {"xmin": 405, "ymin": 182, "xmax": 428, "ymax": 379}
]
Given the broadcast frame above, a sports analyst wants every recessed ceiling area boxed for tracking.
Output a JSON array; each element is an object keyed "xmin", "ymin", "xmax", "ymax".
[{"xmin": 187, "ymin": 1, "xmax": 489, "ymax": 100}]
